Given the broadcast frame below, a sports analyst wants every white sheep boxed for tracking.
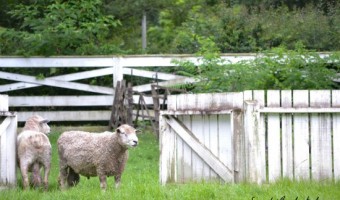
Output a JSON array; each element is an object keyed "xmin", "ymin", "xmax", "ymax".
[
  {"xmin": 17, "ymin": 115, "xmax": 51, "ymax": 190},
  {"xmin": 57, "ymin": 124, "xmax": 138, "ymax": 190}
]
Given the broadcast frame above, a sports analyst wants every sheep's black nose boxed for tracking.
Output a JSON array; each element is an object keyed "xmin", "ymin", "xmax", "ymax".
[{"xmin": 133, "ymin": 141, "xmax": 138, "ymax": 146}]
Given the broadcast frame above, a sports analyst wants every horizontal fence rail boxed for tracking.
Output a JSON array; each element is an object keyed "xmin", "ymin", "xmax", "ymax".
[{"xmin": 0, "ymin": 54, "xmax": 338, "ymax": 122}]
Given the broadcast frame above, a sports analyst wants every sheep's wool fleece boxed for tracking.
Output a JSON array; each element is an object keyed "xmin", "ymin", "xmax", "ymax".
[
  {"xmin": 17, "ymin": 130, "xmax": 51, "ymax": 168},
  {"xmin": 58, "ymin": 131, "xmax": 128, "ymax": 177}
]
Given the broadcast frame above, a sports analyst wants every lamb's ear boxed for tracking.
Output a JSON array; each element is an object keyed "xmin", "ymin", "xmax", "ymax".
[
  {"xmin": 116, "ymin": 127, "xmax": 123, "ymax": 134},
  {"xmin": 40, "ymin": 119, "xmax": 50, "ymax": 124}
]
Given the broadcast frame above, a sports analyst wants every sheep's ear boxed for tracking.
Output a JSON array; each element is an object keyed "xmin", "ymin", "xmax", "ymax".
[
  {"xmin": 116, "ymin": 128, "xmax": 123, "ymax": 134},
  {"xmin": 40, "ymin": 119, "xmax": 50, "ymax": 124}
]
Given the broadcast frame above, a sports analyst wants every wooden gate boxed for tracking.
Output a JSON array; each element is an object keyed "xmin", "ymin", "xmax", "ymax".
[
  {"xmin": 159, "ymin": 93, "xmax": 243, "ymax": 184},
  {"xmin": 160, "ymin": 90, "xmax": 340, "ymax": 185},
  {"xmin": 0, "ymin": 95, "xmax": 17, "ymax": 188}
]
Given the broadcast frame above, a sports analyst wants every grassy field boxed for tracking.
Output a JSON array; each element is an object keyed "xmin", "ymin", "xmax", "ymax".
[{"xmin": 1, "ymin": 126, "xmax": 340, "ymax": 200}]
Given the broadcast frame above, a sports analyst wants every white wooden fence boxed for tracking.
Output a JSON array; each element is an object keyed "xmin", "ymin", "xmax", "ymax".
[
  {"xmin": 0, "ymin": 54, "xmax": 336, "ymax": 122},
  {"xmin": 0, "ymin": 95, "xmax": 17, "ymax": 188},
  {"xmin": 160, "ymin": 90, "xmax": 340, "ymax": 184}
]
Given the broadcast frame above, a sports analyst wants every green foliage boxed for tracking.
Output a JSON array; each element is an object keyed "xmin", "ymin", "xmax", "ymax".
[
  {"xmin": 0, "ymin": 0, "xmax": 121, "ymax": 56},
  {"xmin": 175, "ymin": 39, "xmax": 339, "ymax": 93}
]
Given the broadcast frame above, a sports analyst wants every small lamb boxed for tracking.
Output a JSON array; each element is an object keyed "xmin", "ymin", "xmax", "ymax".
[
  {"xmin": 57, "ymin": 124, "xmax": 138, "ymax": 190},
  {"xmin": 17, "ymin": 115, "xmax": 51, "ymax": 190}
]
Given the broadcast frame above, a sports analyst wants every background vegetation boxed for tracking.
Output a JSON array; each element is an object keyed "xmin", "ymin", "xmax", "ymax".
[
  {"xmin": 0, "ymin": 0, "xmax": 339, "ymax": 55},
  {"xmin": 0, "ymin": 0, "xmax": 339, "ymax": 93},
  {"xmin": 1, "ymin": 126, "xmax": 339, "ymax": 199}
]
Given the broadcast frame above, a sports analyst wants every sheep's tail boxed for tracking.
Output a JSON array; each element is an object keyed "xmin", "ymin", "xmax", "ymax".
[{"xmin": 67, "ymin": 167, "xmax": 80, "ymax": 187}]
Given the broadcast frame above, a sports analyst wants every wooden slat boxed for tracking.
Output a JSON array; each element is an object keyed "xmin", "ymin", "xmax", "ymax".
[
  {"xmin": 0, "ymin": 67, "xmax": 113, "ymax": 92},
  {"xmin": 310, "ymin": 90, "xmax": 332, "ymax": 180},
  {"xmin": 267, "ymin": 90, "xmax": 281, "ymax": 182},
  {"xmin": 253, "ymin": 90, "xmax": 266, "ymax": 183},
  {"xmin": 176, "ymin": 115, "xmax": 184, "ymax": 183},
  {"xmin": 124, "ymin": 68, "xmax": 186, "ymax": 80},
  {"xmin": 259, "ymin": 107, "xmax": 340, "ymax": 113},
  {"xmin": 332, "ymin": 90, "xmax": 340, "ymax": 180},
  {"xmin": 293, "ymin": 90, "xmax": 310, "ymax": 180},
  {"xmin": 166, "ymin": 116, "xmax": 234, "ymax": 182},
  {"xmin": 0, "ymin": 95, "xmax": 8, "ymax": 111},
  {"xmin": 16, "ymin": 111, "xmax": 111, "ymax": 122},
  {"xmin": 191, "ymin": 115, "xmax": 205, "ymax": 181},
  {"xmin": 243, "ymin": 100, "xmax": 262, "ymax": 183},
  {"xmin": 0, "ymin": 71, "xmax": 113, "ymax": 94},
  {"xmin": 281, "ymin": 90, "xmax": 293, "ymax": 179},
  {"xmin": 208, "ymin": 115, "xmax": 219, "ymax": 180},
  {"xmin": 181, "ymin": 115, "xmax": 193, "ymax": 182},
  {"xmin": 159, "ymin": 114, "xmax": 177, "ymax": 185}
]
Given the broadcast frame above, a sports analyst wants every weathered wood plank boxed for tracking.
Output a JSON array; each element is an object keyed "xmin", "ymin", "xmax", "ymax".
[
  {"xmin": 253, "ymin": 90, "xmax": 266, "ymax": 183},
  {"xmin": 165, "ymin": 116, "xmax": 234, "ymax": 182},
  {"xmin": 191, "ymin": 115, "xmax": 205, "ymax": 181},
  {"xmin": 0, "ymin": 67, "xmax": 113, "ymax": 93},
  {"xmin": 281, "ymin": 90, "xmax": 293, "ymax": 179},
  {"xmin": 0, "ymin": 95, "xmax": 8, "ymax": 111},
  {"xmin": 16, "ymin": 111, "xmax": 111, "ymax": 122},
  {"xmin": 208, "ymin": 115, "xmax": 219, "ymax": 180},
  {"xmin": 267, "ymin": 90, "xmax": 281, "ymax": 182},
  {"xmin": 310, "ymin": 90, "xmax": 332, "ymax": 181},
  {"xmin": 9, "ymin": 96, "xmax": 114, "ymax": 107},
  {"xmin": 332, "ymin": 90, "xmax": 340, "ymax": 180},
  {"xmin": 293, "ymin": 90, "xmax": 310, "ymax": 180},
  {"xmin": 159, "ymin": 114, "xmax": 177, "ymax": 185},
  {"xmin": 181, "ymin": 115, "xmax": 193, "ymax": 182},
  {"xmin": 244, "ymin": 100, "xmax": 262, "ymax": 183},
  {"xmin": 0, "ymin": 71, "xmax": 113, "ymax": 94}
]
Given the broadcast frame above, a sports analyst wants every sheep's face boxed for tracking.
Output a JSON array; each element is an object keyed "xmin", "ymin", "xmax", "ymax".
[
  {"xmin": 39, "ymin": 119, "xmax": 51, "ymax": 135},
  {"xmin": 116, "ymin": 124, "xmax": 138, "ymax": 148}
]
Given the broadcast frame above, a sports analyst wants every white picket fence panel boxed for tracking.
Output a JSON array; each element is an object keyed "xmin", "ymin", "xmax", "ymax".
[
  {"xmin": 160, "ymin": 90, "xmax": 340, "ymax": 185},
  {"xmin": 0, "ymin": 95, "xmax": 17, "ymax": 188}
]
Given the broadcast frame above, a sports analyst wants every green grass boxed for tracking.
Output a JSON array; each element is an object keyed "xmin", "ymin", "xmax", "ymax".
[{"xmin": 1, "ymin": 126, "xmax": 340, "ymax": 199}]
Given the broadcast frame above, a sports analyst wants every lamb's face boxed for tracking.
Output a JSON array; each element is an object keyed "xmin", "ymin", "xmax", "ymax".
[
  {"xmin": 39, "ymin": 119, "xmax": 51, "ymax": 135},
  {"xmin": 116, "ymin": 124, "xmax": 138, "ymax": 148}
]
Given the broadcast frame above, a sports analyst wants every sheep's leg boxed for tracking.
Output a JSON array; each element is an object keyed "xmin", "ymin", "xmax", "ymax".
[
  {"xmin": 114, "ymin": 175, "xmax": 121, "ymax": 189},
  {"xmin": 42, "ymin": 162, "xmax": 50, "ymax": 191},
  {"xmin": 99, "ymin": 175, "xmax": 107, "ymax": 190},
  {"xmin": 19, "ymin": 162, "xmax": 30, "ymax": 190},
  {"xmin": 31, "ymin": 163, "xmax": 41, "ymax": 188},
  {"xmin": 58, "ymin": 159, "xmax": 69, "ymax": 189}
]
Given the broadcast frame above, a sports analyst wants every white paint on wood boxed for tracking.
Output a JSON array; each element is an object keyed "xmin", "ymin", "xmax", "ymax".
[
  {"xmin": 267, "ymin": 90, "xmax": 281, "ymax": 182},
  {"xmin": 0, "ymin": 71, "xmax": 113, "ymax": 94},
  {"xmin": 181, "ymin": 115, "xmax": 193, "ymax": 182},
  {"xmin": 333, "ymin": 90, "xmax": 340, "ymax": 180},
  {"xmin": 253, "ymin": 90, "xmax": 266, "ymax": 183},
  {"xmin": 191, "ymin": 115, "xmax": 207, "ymax": 181},
  {"xmin": 16, "ymin": 111, "xmax": 112, "ymax": 122},
  {"xmin": 0, "ymin": 95, "xmax": 8, "ymax": 111},
  {"xmin": 176, "ymin": 115, "xmax": 184, "ymax": 183},
  {"xmin": 0, "ymin": 115, "xmax": 17, "ymax": 187},
  {"xmin": 165, "ymin": 116, "xmax": 234, "ymax": 182},
  {"xmin": 0, "ymin": 67, "xmax": 114, "ymax": 93},
  {"xmin": 244, "ymin": 100, "xmax": 262, "ymax": 184},
  {"xmin": 310, "ymin": 90, "xmax": 332, "ymax": 181},
  {"xmin": 208, "ymin": 115, "xmax": 219, "ymax": 180},
  {"xmin": 281, "ymin": 90, "xmax": 293, "ymax": 179},
  {"xmin": 293, "ymin": 90, "xmax": 310, "ymax": 180}
]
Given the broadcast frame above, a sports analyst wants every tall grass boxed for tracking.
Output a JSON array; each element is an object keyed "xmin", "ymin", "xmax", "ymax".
[{"xmin": 1, "ymin": 126, "xmax": 340, "ymax": 199}]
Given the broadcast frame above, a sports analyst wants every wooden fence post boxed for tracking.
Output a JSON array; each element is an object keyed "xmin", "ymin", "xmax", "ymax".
[
  {"xmin": 244, "ymin": 100, "xmax": 263, "ymax": 184},
  {"xmin": 0, "ymin": 95, "xmax": 17, "ymax": 188}
]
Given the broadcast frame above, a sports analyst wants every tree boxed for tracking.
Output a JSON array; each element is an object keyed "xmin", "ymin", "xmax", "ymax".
[{"xmin": 0, "ymin": 0, "xmax": 121, "ymax": 55}]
